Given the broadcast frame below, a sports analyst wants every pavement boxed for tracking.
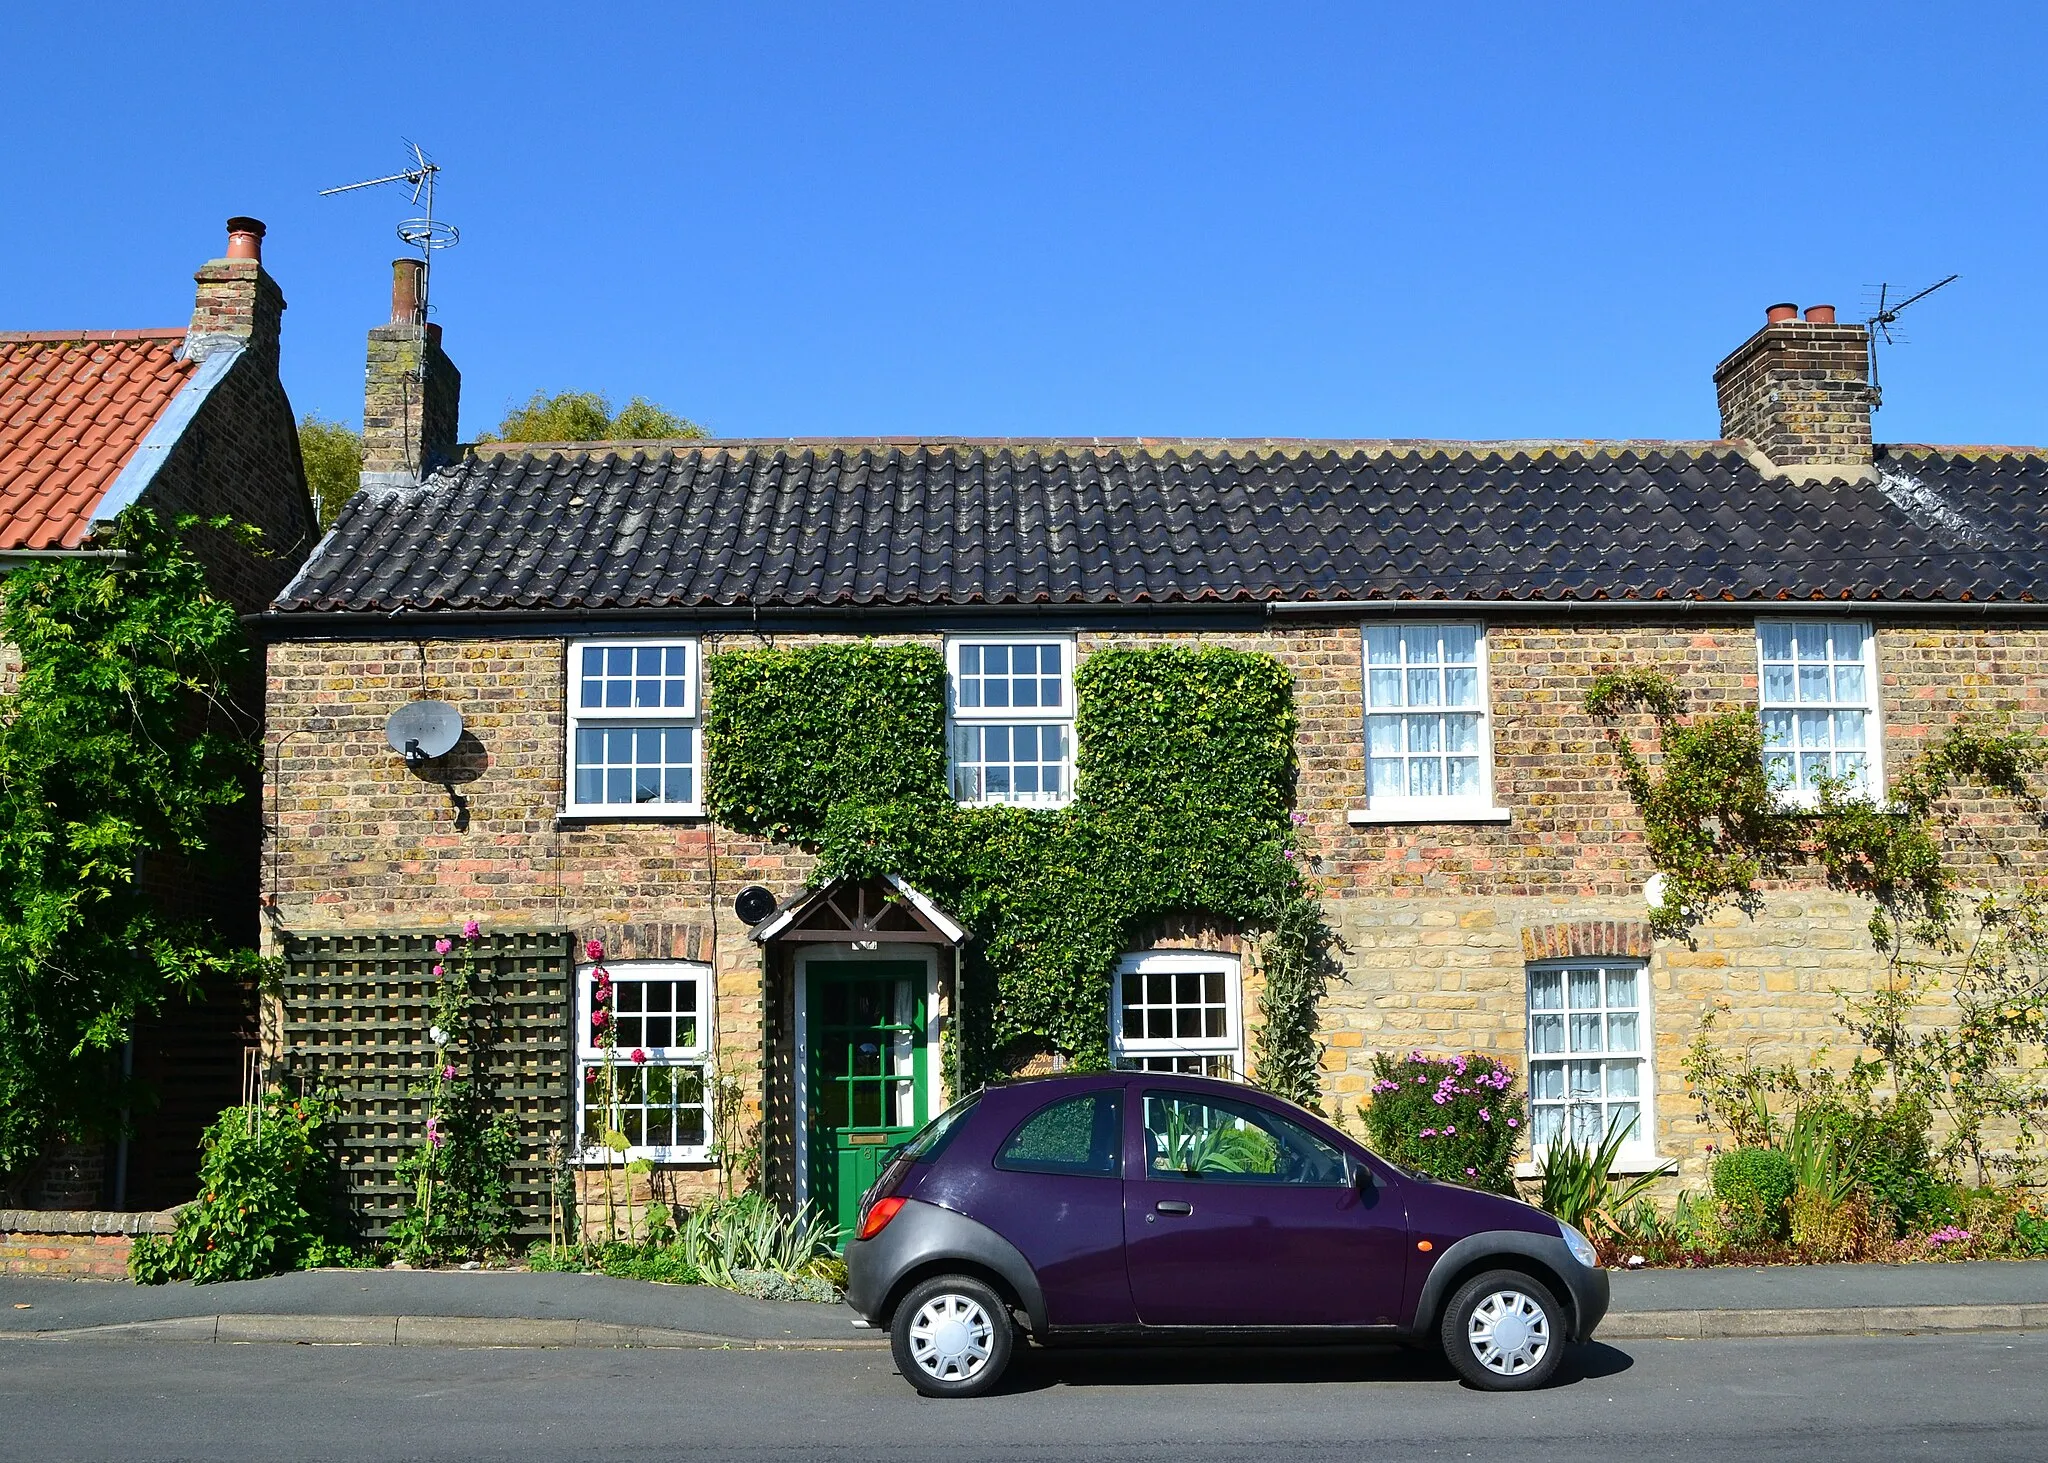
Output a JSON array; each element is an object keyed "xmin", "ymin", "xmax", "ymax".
[{"xmin": 1, "ymin": 1258, "xmax": 2045, "ymax": 1350}]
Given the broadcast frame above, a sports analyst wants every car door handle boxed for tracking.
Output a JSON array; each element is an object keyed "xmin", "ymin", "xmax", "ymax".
[{"xmin": 1154, "ymin": 1201, "xmax": 1193, "ymax": 1215}]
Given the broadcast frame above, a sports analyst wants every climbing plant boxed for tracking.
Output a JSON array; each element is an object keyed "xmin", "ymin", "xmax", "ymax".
[
  {"xmin": 705, "ymin": 641, "xmax": 1333, "ymax": 1098},
  {"xmin": 1586, "ymin": 665, "xmax": 2048, "ymax": 1179},
  {"xmin": 0, "ymin": 509, "xmax": 264, "ymax": 1190}
]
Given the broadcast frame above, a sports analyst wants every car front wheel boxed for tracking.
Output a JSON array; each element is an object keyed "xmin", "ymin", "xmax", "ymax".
[
  {"xmin": 1439, "ymin": 1268, "xmax": 1566, "ymax": 1391},
  {"xmin": 889, "ymin": 1274, "xmax": 1015, "ymax": 1398}
]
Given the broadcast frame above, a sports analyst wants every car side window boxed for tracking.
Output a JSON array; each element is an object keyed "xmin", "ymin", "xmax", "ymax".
[
  {"xmin": 994, "ymin": 1091, "xmax": 1122, "ymax": 1177},
  {"xmin": 1142, "ymin": 1090, "xmax": 1349, "ymax": 1186}
]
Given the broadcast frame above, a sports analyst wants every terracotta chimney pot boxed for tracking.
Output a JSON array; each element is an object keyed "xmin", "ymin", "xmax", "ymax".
[
  {"xmin": 1803, "ymin": 304, "xmax": 1837, "ymax": 324},
  {"xmin": 1765, "ymin": 302, "xmax": 1799, "ymax": 325},
  {"xmin": 225, "ymin": 217, "xmax": 266, "ymax": 263}
]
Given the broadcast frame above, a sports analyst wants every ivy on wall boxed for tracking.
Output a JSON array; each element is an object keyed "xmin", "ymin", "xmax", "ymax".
[{"xmin": 705, "ymin": 641, "xmax": 1332, "ymax": 1099}]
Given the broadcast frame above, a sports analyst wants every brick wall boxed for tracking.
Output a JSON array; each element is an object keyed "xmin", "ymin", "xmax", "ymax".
[
  {"xmin": 264, "ymin": 617, "xmax": 2048, "ymax": 1192},
  {"xmin": 0, "ymin": 1208, "xmax": 174, "ymax": 1278}
]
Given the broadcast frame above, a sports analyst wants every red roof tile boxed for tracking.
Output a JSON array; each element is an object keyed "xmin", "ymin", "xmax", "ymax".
[{"xmin": 0, "ymin": 329, "xmax": 194, "ymax": 550}]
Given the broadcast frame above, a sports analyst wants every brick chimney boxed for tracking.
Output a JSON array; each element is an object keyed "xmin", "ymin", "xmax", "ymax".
[
  {"xmin": 187, "ymin": 217, "xmax": 284, "ymax": 365},
  {"xmin": 360, "ymin": 258, "xmax": 461, "ymax": 485},
  {"xmin": 1713, "ymin": 302, "xmax": 1875, "ymax": 480}
]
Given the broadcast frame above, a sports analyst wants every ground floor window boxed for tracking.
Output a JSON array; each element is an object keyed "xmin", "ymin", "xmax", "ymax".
[
  {"xmin": 576, "ymin": 958, "xmax": 712, "ymax": 1162},
  {"xmin": 1526, "ymin": 960, "xmax": 1650, "ymax": 1158},
  {"xmin": 1110, "ymin": 951, "xmax": 1242, "ymax": 1078}
]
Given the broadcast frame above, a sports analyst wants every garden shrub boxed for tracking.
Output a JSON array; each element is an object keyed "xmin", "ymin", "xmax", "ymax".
[
  {"xmin": 1361, "ymin": 1052, "xmax": 1520, "ymax": 1193},
  {"xmin": 129, "ymin": 1089, "xmax": 355, "ymax": 1284},
  {"xmin": 1806, "ymin": 1095, "xmax": 1940, "ymax": 1233},
  {"xmin": 1711, "ymin": 1146, "xmax": 1796, "ymax": 1247}
]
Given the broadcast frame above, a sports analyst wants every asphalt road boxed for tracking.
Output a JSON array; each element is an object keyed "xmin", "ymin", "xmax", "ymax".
[{"xmin": 3, "ymin": 1332, "xmax": 2044, "ymax": 1462}]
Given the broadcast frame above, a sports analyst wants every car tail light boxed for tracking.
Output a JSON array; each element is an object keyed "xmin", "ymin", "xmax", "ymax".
[{"xmin": 856, "ymin": 1195, "xmax": 906, "ymax": 1241}]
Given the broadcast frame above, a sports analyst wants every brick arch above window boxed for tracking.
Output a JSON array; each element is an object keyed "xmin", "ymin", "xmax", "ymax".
[
  {"xmin": 580, "ymin": 922, "xmax": 714, "ymax": 963},
  {"xmin": 1520, "ymin": 920, "xmax": 1654, "ymax": 963}
]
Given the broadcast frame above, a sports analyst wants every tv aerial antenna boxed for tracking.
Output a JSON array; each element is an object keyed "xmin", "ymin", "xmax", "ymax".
[
  {"xmin": 319, "ymin": 140, "xmax": 460, "ymax": 320},
  {"xmin": 1862, "ymin": 274, "xmax": 1957, "ymax": 410}
]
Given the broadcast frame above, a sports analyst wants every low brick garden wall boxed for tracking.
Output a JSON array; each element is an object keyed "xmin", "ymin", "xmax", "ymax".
[{"xmin": 0, "ymin": 1208, "xmax": 177, "ymax": 1278}]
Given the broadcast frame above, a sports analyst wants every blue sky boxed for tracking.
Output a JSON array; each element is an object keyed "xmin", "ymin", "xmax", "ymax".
[{"xmin": 6, "ymin": 3, "xmax": 2043, "ymax": 447}]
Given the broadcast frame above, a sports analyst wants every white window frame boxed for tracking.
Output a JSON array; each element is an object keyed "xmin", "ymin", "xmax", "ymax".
[
  {"xmin": 1355, "ymin": 620, "xmax": 1507, "ymax": 822},
  {"xmin": 945, "ymin": 634, "xmax": 1077, "ymax": 808},
  {"xmin": 564, "ymin": 638, "xmax": 704, "ymax": 817},
  {"xmin": 1109, "ymin": 950, "xmax": 1244, "ymax": 1079},
  {"xmin": 1524, "ymin": 958, "xmax": 1656, "ymax": 1170},
  {"xmin": 573, "ymin": 959, "xmax": 713, "ymax": 1164},
  {"xmin": 1755, "ymin": 618, "xmax": 1885, "ymax": 806}
]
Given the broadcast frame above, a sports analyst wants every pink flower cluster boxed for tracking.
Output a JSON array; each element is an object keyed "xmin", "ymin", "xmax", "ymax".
[
  {"xmin": 1926, "ymin": 1226, "xmax": 1973, "ymax": 1248},
  {"xmin": 425, "ymin": 1117, "xmax": 443, "ymax": 1149}
]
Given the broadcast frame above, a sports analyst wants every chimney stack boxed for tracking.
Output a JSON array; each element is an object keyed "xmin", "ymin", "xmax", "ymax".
[
  {"xmin": 361, "ymin": 258, "xmax": 462, "ymax": 485},
  {"xmin": 1714, "ymin": 301, "xmax": 1874, "ymax": 479},
  {"xmin": 187, "ymin": 216, "xmax": 284, "ymax": 364}
]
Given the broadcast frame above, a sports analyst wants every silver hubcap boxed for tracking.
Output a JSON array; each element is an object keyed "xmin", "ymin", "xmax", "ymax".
[
  {"xmin": 1467, "ymin": 1288, "xmax": 1550, "ymax": 1376},
  {"xmin": 908, "ymin": 1293, "xmax": 994, "ymax": 1382}
]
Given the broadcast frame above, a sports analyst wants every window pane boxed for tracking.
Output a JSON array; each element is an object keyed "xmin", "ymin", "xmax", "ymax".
[
  {"xmin": 1444, "ymin": 713, "xmax": 1481, "ymax": 753},
  {"xmin": 1605, "ymin": 1058, "xmax": 1640, "ymax": 1098},
  {"xmin": 1446, "ymin": 757, "xmax": 1481, "ymax": 797},
  {"xmin": 1530, "ymin": 1013, "xmax": 1564, "ymax": 1054},
  {"xmin": 1369, "ymin": 758, "xmax": 1405, "ymax": 799},
  {"xmin": 998, "ymin": 1093, "xmax": 1121, "ymax": 1176},
  {"xmin": 1369, "ymin": 715, "xmax": 1404, "ymax": 754},
  {"xmin": 1605, "ymin": 966, "xmax": 1639, "ymax": 1008},
  {"xmin": 1528, "ymin": 969, "xmax": 1563, "ymax": 1010},
  {"xmin": 1833, "ymin": 710, "xmax": 1866, "ymax": 749},
  {"xmin": 1407, "ymin": 757, "xmax": 1443, "ymax": 799},
  {"xmin": 573, "ymin": 719, "xmax": 697, "ymax": 806},
  {"xmin": 1369, "ymin": 669, "xmax": 1403, "ymax": 706},
  {"xmin": 1529, "ymin": 1061, "xmax": 1565, "ymax": 1100},
  {"xmin": 1830, "ymin": 623, "xmax": 1865, "ymax": 661},
  {"xmin": 1406, "ymin": 668, "xmax": 1441, "ymax": 707},
  {"xmin": 1834, "ymin": 664, "xmax": 1866, "ymax": 703},
  {"xmin": 1798, "ymin": 666, "xmax": 1831, "ymax": 702},
  {"xmin": 1365, "ymin": 627, "xmax": 1403, "ymax": 666},
  {"xmin": 1606, "ymin": 1012, "xmax": 1639, "ymax": 1052},
  {"xmin": 1759, "ymin": 622, "xmax": 1795, "ymax": 662},
  {"xmin": 1445, "ymin": 666, "xmax": 1480, "ymax": 706},
  {"xmin": 1532, "ymin": 1104, "xmax": 1564, "ymax": 1148},
  {"xmin": 1568, "ymin": 968, "xmax": 1601, "ymax": 1010},
  {"xmin": 1406, "ymin": 715, "xmax": 1441, "ymax": 753},
  {"xmin": 1569, "ymin": 1013, "xmax": 1604, "ymax": 1052},
  {"xmin": 1441, "ymin": 625, "xmax": 1479, "ymax": 664},
  {"xmin": 1762, "ymin": 665, "xmax": 1796, "ymax": 704},
  {"xmin": 1762, "ymin": 710, "xmax": 1794, "ymax": 747}
]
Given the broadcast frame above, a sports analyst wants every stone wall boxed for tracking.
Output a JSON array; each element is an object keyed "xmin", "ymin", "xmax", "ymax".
[{"xmin": 264, "ymin": 617, "xmax": 2048, "ymax": 1193}]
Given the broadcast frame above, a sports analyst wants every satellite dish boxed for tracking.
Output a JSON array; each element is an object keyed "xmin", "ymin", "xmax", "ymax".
[
  {"xmin": 734, "ymin": 886, "xmax": 777, "ymax": 926},
  {"xmin": 385, "ymin": 699, "xmax": 463, "ymax": 766}
]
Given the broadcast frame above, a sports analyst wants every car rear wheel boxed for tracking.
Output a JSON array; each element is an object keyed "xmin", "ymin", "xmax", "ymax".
[
  {"xmin": 890, "ymin": 1274, "xmax": 1014, "ymax": 1398},
  {"xmin": 1439, "ymin": 1268, "xmax": 1565, "ymax": 1391}
]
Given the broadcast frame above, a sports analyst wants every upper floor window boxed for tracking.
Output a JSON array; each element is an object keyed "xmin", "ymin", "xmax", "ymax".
[
  {"xmin": 1363, "ymin": 623, "xmax": 1493, "ymax": 809},
  {"xmin": 948, "ymin": 637, "xmax": 1074, "ymax": 807},
  {"xmin": 1110, "ymin": 951, "xmax": 1242, "ymax": 1079},
  {"xmin": 567, "ymin": 639, "xmax": 702, "ymax": 815},
  {"xmin": 1757, "ymin": 620, "xmax": 1879, "ymax": 801},
  {"xmin": 575, "ymin": 959, "xmax": 712, "ymax": 1163}
]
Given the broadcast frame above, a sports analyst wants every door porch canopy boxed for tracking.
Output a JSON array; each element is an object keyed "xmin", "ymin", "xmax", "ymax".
[{"xmin": 750, "ymin": 874, "xmax": 968, "ymax": 949}]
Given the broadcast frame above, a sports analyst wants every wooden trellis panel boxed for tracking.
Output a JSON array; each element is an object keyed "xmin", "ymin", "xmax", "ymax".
[{"xmin": 280, "ymin": 931, "xmax": 575, "ymax": 1242}]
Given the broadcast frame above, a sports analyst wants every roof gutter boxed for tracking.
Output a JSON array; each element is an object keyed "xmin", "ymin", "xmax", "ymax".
[{"xmin": 1262, "ymin": 598, "xmax": 2048, "ymax": 618}]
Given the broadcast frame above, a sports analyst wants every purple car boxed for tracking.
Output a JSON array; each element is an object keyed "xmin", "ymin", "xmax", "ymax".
[{"xmin": 844, "ymin": 1072, "xmax": 1608, "ymax": 1397}]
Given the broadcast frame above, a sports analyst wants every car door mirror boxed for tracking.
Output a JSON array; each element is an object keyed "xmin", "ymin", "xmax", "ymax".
[{"xmin": 1352, "ymin": 1163, "xmax": 1377, "ymax": 1193}]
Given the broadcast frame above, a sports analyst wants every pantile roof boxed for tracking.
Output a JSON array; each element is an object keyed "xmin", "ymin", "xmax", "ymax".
[
  {"xmin": 0, "ymin": 329, "xmax": 194, "ymax": 550},
  {"xmin": 272, "ymin": 438, "xmax": 2048, "ymax": 617}
]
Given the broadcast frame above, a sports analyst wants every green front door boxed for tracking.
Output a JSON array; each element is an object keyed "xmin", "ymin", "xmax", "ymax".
[{"xmin": 806, "ymin": 960, "xmax": 929, "ymax": 1245}]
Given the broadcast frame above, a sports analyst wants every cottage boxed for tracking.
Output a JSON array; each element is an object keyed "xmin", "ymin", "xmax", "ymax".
[
  {"xmin": 258, "ymin": 279, "xmax": 2048, "ymax": 1241},
  {"xmin": 0, "ymin": 218, "xmax": 317, "ymax": 1229}
]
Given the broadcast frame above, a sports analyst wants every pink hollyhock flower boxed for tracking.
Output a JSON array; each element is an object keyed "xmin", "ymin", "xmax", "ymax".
[
  {"xmin": 591, "ymin": 1012, "xmax": 607, "ymax": 1028},
  {"xmin": 432, "ymin": 965, "xmax": 445, "ymax": 976},
  {"xmin": 585, "ymin": 939, "xmax": 605, "ymax": 961},
  {"xmin": 631, "ymin": 1048, "xmax": 647, "ymax": 1065},
  {"xmin": 1506, "ymin": 1117, "xmax": 1519, "ymax": 1128},
  {"xmin": 463, "ymin": 920, "xmax": 481, "ymax": 940},
  {"xmin": 425, "ymin": 1117, "xmax": 443, "ymax": 1149},
  {"xmin": 442, "ymin": 1065, "xmax": 456, "ymax": 1081},
  {"xmin": 434, "ymin": 938, "xmax": 452, "ymax": 955}
]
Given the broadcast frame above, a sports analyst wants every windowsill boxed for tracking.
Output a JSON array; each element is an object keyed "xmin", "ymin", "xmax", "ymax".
[
  {"xmin": 1515, "ymin": 1153, "xmax": 1675, "ymax": 1180},
  {"xmin": 572, "ymin": 1149, "xmax": 714, "ymax": 1168},
  {"xmin": 953, "ymin": 799, "xmax": 1075, "ymax": 812},
  {"xmin": 557, "ymin": 807, "xmax": 707, "ymax": 825},
  {"xmin": 1348, "ymin": 806, "xmax": 1512, "ymax": 826}
]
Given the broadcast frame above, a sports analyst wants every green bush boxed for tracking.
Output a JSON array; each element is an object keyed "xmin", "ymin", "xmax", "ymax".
[
  {"xmin": 129, "ymin": 1090, "xmax": 355, "ymax": 1284},
  {"xmin": 1712, "ymin": 1146, "xmax": 1796, "ymax": 1247},
  {"xmin": 1360, "ymin": 1052, "xmax": 1520, "ymax": 1193}
]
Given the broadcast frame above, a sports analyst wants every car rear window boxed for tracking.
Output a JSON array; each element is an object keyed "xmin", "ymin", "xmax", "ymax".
[
  {"xmin": 995, "ymin": 1091, "xmax": 1122, "ymax": 1177},
  {"xmin": 897, "ymin": 1093, "xmax": 982, "ymax": 1165}
]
